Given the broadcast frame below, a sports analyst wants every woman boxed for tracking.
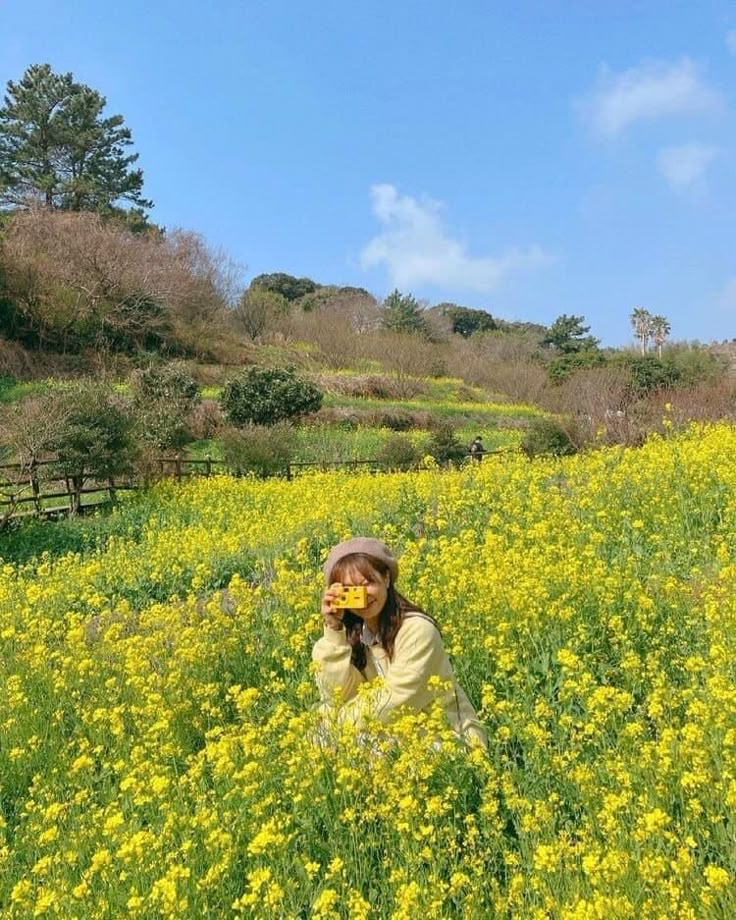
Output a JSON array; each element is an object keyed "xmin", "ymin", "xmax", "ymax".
[{"xmin": 313, "ymin": 536, "xmax": 487, "ymax": 749}]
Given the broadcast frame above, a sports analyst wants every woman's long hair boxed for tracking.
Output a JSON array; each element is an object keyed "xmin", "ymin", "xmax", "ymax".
[{"xmin": 330, "ymin": 553, "xmax": 435, "ymax": 673}]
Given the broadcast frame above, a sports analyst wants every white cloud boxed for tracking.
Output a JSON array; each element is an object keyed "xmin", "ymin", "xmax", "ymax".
[
  {"xmin": 579, "ymin": 58, "xmax": 721, "ymax": 137},
  {"xmin": 657, "ymin": 143, "xmax": 718, "ymax": 189},
  {"xmin": 727, "ymin": 30, "xmax": 736, "ymax": 54},
  {"xmin": 360, "ymin": 183, "xmax": 550, "ymax": 294}
]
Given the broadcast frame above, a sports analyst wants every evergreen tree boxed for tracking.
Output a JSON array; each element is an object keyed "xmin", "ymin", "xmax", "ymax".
[
  {"xmin": 220, "ymin": 367, "xmax": 323, "ymax": 427},
  {"xmin": 381, "ymin": 289, "xmax": 429, "ymax": 336},
  {"xmin": 250, "ymin": 272, "xmax": 318, "ymax": 302},
  {"xmin": 543, "ymin": 314, "xmax": 599, "ymax": 354},
  {"xmin": 438, "ymin": 303, "xmax": 497, "ymax": 337},
  {"xmin": 0, "ymin": 63, "xmax": 151, "ymax": 213}
]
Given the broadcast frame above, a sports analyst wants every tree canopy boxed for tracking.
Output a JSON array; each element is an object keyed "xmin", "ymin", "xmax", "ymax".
[
  {"xmin": 436, "ymin": 303, "xmax": 498, "ymax": 337},
  {"xmin": 0, "ymin": 63, "xmax": 150, "ymax": 214},
  {"xmin": 543, "ymin": 314, "xmax": 599, "ymax": 354},
  {"xmin": 630, "ymin": 307, "xmax": 671, "ymax": 356},
  {"xmin": 250, "ymin": 272, "xmax": 318, "ymax": 302},
  {"xmin": 381, "ymin": 289, "xmax": 429, "ymax": 336}
]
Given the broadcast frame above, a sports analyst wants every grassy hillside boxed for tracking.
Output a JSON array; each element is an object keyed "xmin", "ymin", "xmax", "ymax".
[{"xmin": 185, "ymin": 373, "xmax": 542, "ymax": 464}]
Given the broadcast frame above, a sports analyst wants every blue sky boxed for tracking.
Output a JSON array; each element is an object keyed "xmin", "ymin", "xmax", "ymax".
[{"xmin": 2, "ymin": 0, "xmax": 735, "ymax": 346}]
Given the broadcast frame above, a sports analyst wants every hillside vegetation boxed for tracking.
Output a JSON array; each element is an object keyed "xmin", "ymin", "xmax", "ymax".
[
  {"xmin": 1, "ymin": 61, "xmax": 734, "ymax": 470},
  {"xmin": 1, "ymin": 208, "xmax": 734, "ymax": 487}
]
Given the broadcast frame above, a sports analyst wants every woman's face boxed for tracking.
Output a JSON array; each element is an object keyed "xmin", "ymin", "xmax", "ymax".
[{"xmin": 335, "ymin": 560, "xmax": 390, "ymax": 619}]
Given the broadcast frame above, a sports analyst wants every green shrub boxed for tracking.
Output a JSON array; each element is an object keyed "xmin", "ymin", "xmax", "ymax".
[
  {"xmin": 131, "ymin": 364, "xmax": 201, "ymax": 450},
  {"xmin": 220, "ymin": 366, "xmax": 323, "ymax": 427},
  {"xmin": 250, "ymin": 272, "xmax": 318, "ymax": 302},
  {"xmin": 547, "ymin": 350, "xmax": 606, "ymax": 383},
  {"xmin": 664, "ymin": 345, "xmax": 728, "ymax": 387},
  {"xmin": 377, "ymin": 434, "xmax": 421, "ymax": 471},
  {"xmin": 0, "ymin": 375, "xmax": 51, "ymax": 403},
  {"xmin": 135, "ymin": 400, "xmax": 193, "ymax": 451},
  {"xmin": 0, "ymin": 375, "xmax": 15, "ymax": 401},
  {"xmin": 611, "ymin": 354, "xmax": 681, "ymax": 397},
  {"xmin": 221, "ymin": 424, "xmax": 296, "ymax": 478},
  {"xmin": 427, "ymin": 422, "xmax": 467, "ymax": 465},
  {"xmin": 130, "ymin": 363, "xmax": 201, "ymax": 404},
  {"xmin": 52, "ymin": 384, "xmax": 137, "ymax": 474},
  {"xmin": 441, "ymin": 304, "xmax": 498, "ymax": 337},
  {"xmin": 521, "ymin": 417, "xmax": 577, "ymax": 458}
]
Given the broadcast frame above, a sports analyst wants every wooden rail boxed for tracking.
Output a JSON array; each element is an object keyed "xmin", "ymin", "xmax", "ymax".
[
  {"xmin": 0, "ymin": 447, "xmax": 513, "ymax": 525},
  {"xmin": 285, "ymin": 458, "xmax": 382, "ymax": 480},
  {"xmin": 156, "ymin": 456, "xmax": 226, "ymax": 481},
  {"xmin": 0, "ymin": 457, "xmax": 137, "ymax": 524}
]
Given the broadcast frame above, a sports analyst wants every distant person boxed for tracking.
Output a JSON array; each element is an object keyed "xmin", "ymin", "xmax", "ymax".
[
  {"xmin": 469, "ymin": 436, "xmax": 486, "ymax": 461},
  {"xmin": 313, "ymin": 537, "xmax": 487, "ymax": 749}
]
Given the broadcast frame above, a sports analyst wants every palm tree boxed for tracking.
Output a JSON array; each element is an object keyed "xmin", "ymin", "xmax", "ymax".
[
  {"xmin": 650, "ymin": 315, "xmax": 671, "ymax": 357},
  {"xmin": 630, "ymin": 307, "xmax": 654, "ymax": 354}
]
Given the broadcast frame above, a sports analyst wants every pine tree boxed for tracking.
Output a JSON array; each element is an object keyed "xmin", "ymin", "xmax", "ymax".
[
  {"xmin": 380, "ymin": 289, "xmax": 429, "ymax": 336},
  {"xmin": 0, "ymin": 63, "xmax": 151, "ymax": 213},
  {"xmin": 542, "ymin": 314, "xmax": 599, "ymax": 354}
]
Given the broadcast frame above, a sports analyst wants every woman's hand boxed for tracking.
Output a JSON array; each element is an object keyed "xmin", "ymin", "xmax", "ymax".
[{"xmin": 321, "ymin": 583, "xmax": 345, "ymax": 631}]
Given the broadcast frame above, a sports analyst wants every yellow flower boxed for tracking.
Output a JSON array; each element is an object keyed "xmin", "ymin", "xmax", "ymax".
[
  {"xmin": 704, "ymin": 865, "xmax": 731, "ymax": 890},
  {"xmin": 313, "ymin": 887, "xmax": 340, "ymax": 918}
]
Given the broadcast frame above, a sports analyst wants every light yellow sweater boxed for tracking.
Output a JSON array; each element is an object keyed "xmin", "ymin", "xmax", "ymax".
[{"xmin": 312, "ymin": 613, "xmax": 488, "ymax": 749}]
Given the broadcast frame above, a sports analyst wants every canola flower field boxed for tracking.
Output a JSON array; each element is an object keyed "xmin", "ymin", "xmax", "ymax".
[{"xmin": 1, "ymin": 423, "xmax": 735, "ymax": 919}]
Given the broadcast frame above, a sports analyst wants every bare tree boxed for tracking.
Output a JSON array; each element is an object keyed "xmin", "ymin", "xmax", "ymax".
[
  {"xmin": 0, "ymin": 336, "xmax": 34, "ymax": 377},
  {"xmin": 0, "ymin": 209, "xmax": 236, "ymax": 356},
  {"xmin": 0, "ymin": 395, "xmax": 73, "ymax": 522},
  {"xmin": 539, "ymin": 366, "xmax": 633, "ymax": 444},
  {"xmin": 232, "ymin": 287, "xmax": 287, "ymax": 341},
  {"xmin": 275, "ymin": 289, "xmax": 381, "ymax": 368},
  {"xmin": 290, "ymin": 286, "xmax": 381, "ymax": 336},
  {"xmin": 0, "ymin": 395, "xmax": 71, "ymax": 465},
  {"xmin": 444, "ymin": 331, "xmax": 549, "ymax": 404},
  {"xmin": 359, "ymin": 332, "xmax": 448, "ymax": 393},
  {"xmin": 165, "ymin": 229, "xmax": 242, "ymax": 354}
]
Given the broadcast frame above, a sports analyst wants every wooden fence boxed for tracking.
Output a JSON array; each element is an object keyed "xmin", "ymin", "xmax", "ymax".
[
  {"xmin": 0, "ymin": 457, "xmax": 138, "ymax": 524},
  {"xmin": 0, "ymin": 448, "xmax": 511, "ymax": 525},
  {"xmin": 157, "ymin": 456, "xmax": 384, "ymax": 482}
]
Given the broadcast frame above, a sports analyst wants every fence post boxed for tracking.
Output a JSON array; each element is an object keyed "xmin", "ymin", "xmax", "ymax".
[
  {"xmin": 30, "ymin": 457, "xmax": 41, "ymax": 516},
  {"xmin": 204, "ymin": 456, "xmax": 212, "ymax": 477},
  {"xmin": 175, "ymin": 453, "xmax": 182, "ymax": 483},
  {"xmin": 70, "ymin": 473, "xmax": 82, "ymax": 516}
]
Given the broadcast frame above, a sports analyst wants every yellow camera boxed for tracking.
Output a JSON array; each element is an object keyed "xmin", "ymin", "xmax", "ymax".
[{"xmin": 332, "ymin": 585, "xmax": 368, "ymax": 609}]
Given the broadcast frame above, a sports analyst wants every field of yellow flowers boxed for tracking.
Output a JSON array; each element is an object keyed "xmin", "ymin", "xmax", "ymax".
[{"xmin": 1, "ymin": 422, "xmax": 735, "ymax": 919}]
